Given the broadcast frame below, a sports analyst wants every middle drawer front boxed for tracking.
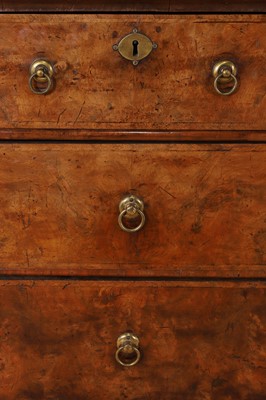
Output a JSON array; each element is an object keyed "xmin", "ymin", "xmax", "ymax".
[
  {"xmin": 0, "ymin": 143, "xmax": 265, "ymax": 277},
  {"xmin": 0, "ymin": 14, "xmax": 265, "ymax": 132}
]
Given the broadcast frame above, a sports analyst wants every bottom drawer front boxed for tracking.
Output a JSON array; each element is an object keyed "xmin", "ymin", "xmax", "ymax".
[{"xmin": 0, "ymin": 281, "xmax": 265, "ymax": 399}]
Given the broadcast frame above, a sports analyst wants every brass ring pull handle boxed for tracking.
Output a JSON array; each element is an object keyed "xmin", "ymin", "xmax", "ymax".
[
  {"xmin": 118, "ymin": 195, "xmax": 145, "ymax": 233},
  {"xmin": 213, "ymin": 60, "xmax": 238, "ymax": 96},
  {"xmin": 29, "ymin": 59, "xmax": 54, "ymax": 95},
  {"xmin": 115, "ymin": 333, "xmax": 141, "ymax": 367}
]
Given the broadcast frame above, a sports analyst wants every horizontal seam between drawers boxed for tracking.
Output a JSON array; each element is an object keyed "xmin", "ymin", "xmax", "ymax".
[
  {"xmin": 0, "ymin": 140, "xmax": 266, "ymax": 145},
  {"xmin": 0, "ymin": 275, "xmax": 266, "ymax": 282},
  {"xmin": 1, "ymin": 12, "xmax": 266, "ymax": 15}
]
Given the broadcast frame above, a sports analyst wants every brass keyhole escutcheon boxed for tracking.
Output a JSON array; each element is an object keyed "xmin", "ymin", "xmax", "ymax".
[{"xmin": 113, "ymin": 29, "xmax": 157, "ymax": 66}]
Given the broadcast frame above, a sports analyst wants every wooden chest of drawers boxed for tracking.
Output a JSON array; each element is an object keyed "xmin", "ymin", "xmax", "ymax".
[{"xmin": 0, "ymin": 2, "xmax": 265, "ymax": 399}]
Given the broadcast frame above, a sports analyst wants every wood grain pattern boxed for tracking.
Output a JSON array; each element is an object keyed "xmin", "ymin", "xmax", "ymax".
[
  {"xmin": 0, "ymin": 15, "xmax": 266, "ymax": 132},
  {"xmin": 0, "ymin": 143, "xmax": 265, "ymax": 278},
  {"xmin": 0, "ymin": 280, "xmax": 266, "ymax": 399},
  {"xmin": 0, "ymin": 0, "xmax": 265, "ymax": 12}
]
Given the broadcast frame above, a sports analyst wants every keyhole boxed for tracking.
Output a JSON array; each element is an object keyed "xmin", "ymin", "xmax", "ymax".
[{"xmin": 132, "ymin": 40, "xmax": 139, "ymax": 57}]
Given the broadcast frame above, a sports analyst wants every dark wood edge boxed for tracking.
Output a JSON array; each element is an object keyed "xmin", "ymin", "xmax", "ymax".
[
  {"xmin": 0, "ymin": 0, "xmax": 266, "ymax": 13},
  {"xmin": 0, "ymin": 129, "xmax": 266, "ymax": 142},
  {"xmin": 0, "ymin": 265, "xmax": 265, "ymax": 279}
]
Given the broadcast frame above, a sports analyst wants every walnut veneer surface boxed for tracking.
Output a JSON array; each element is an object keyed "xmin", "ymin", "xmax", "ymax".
[
  {"xmin": 0, "ymin": 281, "xmax": 266, "ymax": 399},
  {"xmin": 1, "ymin": 15, "xmax": 266, "ymax": 132},
  {"xmin": 0, "ymin": 143, "xmax": 265, "ymax": 278},
  {"xmin": 0, "ymin": 3, "xmax": 265, "ymax": 400}
]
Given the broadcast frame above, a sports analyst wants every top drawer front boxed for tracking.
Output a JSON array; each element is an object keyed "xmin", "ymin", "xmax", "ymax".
[{"xmin": 0, "ymin": 15, "xmax": 265, "ymax": 132}]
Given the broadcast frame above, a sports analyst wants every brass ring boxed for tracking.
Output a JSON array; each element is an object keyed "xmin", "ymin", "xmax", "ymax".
[
  {"xmin": 115, "ymin": 346, "xmax": 141, "ymax": 367},
  {"xmin": 29, "ymin": 72, "xmax": 52, "ymax": 95},
  {"xmin": 118, "ymin": 208, "xmax": 145, "ymax": 233},
  {"xmin": 214, "ymin": 72, "xmax": 238, "ymax": 96}
]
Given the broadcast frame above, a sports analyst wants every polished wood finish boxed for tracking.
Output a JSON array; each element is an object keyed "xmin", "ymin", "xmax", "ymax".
[
  {"xmin": 1, "ymin": 0, "xmax": 265, "ymax": 12},
  {"xmin": 1, "ymin": 280, "xmax": 265, "ymax": 399},
  {"xmin": 1, "ymin": 4, "xmax": 265, "ymax": 398},
  {"xmin": 0, "ymin": 143, "xmax": 265, "ymax": 278},
  {"xmin": 0, "ymin": 15, "xmax": 266, "ymax": 132}
]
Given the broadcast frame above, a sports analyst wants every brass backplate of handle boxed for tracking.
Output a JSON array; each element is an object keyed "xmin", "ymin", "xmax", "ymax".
[
  {"xmin": 29, "ymin": 59, "xmax": 54, "ymax": 94},
  {"xmin": 118, "ymin": 195, "xmax": 145, "ymax": 233},
  {"xmin": 116, "ymin": 332, "xmax": 141, "ymax": 367},
  {"xmin": 212, "ymin": 60, "xmax": 238, "ymax": 96},
  {"xmin": 113, "ymin": 29, "xmax": 157, "ymax": 66}
]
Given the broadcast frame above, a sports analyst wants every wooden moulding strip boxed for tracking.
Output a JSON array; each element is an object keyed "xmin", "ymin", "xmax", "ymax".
[{"xmin": 0, "ymin": 129, "xmax": 266, "ymax": 142}]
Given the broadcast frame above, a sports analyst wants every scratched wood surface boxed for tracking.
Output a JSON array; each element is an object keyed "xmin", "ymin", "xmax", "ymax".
[
  {"xmin": 0, "ymin": 143, "xmax": 265, "ymax": 278},
  {"xmin": 1, "ymin": 0, "xmax": 265, "ymax": 12},
  {"xmin": 0, "ymin": 15, "xmax": 266, "ymax": 133},
  {"xmin": 0, "ymin": 280, "xmax": 265, "ymax": 399}
]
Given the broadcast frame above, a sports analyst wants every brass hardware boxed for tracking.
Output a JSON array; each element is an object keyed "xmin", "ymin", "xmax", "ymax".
[
  {"xmin": 116, "ymin": 332, "xmax": 141, "ymax": 367},
  {"xmin": 212, "ymin": 60, "xmax": 238, "ymax": 96},
  {"xmin": 113, "ymin": 29, "xmax": 157, "ymax": 66},
  {"xmin": 29, "ymin": 59, "xmax": 54, "ymax": 94},
  {"xmin": 118, "ymin": 195, "xmax": 145, "ymax": 233}
]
